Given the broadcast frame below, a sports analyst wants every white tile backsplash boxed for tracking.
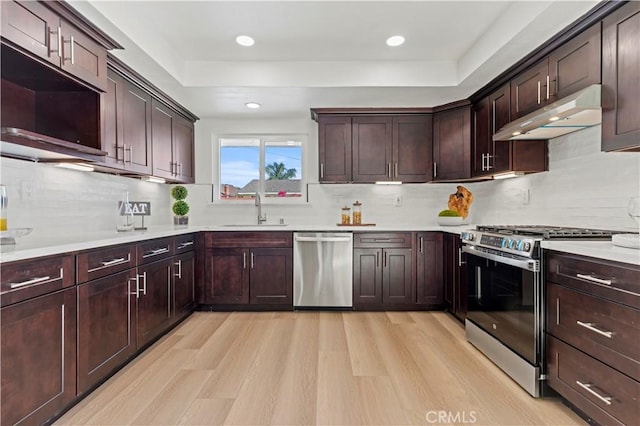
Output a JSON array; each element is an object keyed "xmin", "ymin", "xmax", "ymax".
[{"xmin": 2, "ymin": 123, "xmax": 638, "ymax": 240}]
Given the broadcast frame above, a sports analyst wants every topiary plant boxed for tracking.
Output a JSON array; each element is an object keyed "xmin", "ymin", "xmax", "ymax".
[
  {"xmin": 172, "ymin": 200, "xmax": 189, "ymax": 216},
  {"xmin": 171, "ymin": 185, "xmax": 189, "ymax": 225},
  {"xmin": 171, "ymin": 185, "xmax": 188, "ymax": 201}
]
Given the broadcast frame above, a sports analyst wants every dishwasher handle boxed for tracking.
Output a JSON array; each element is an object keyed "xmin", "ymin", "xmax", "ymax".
[{"xmin": 294, "ymin": 236, "xmax": 352, "ymax": 243}]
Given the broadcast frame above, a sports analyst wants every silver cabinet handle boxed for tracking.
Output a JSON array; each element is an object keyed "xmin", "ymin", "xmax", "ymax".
[
  {"xmin": 129, "ymin": 276, "xmax": 139, "ymax": 298},
  {"xmin": 62, "ymin": 35, "xmax": 74, "ymax": 64},
  {"xmin": 481, "ymin": 153, "xmax": 486, "ymax": 171},
  {"xmin": 486, "ymin": 153, "xmax": 493, "ymax": 170},
  {"xmin": 387, "ymin": 163, "xmax": 392, "ymax": 179},
  {"xmin": 243, "ymin": 251, "xmax": 247, "ymax": 269},
  {"xmin": 419, "ymin": 236, "xmax": 424, "ymax": 253},
  {"xmin": 320, "ymin": 163, "xmax": 324, "ymax": 179},
  {"xmin": 137, "ymin": 272, "xmax": 147, "ymax": 295},
  {"xmin": 576, "ymin": 273, "xmax": 612, "ymax": 286},
  {"xmin": 70, "ymin": 36, "xmax": 75, "ymax": 64},
  {"xmin": 537, "ymin": 80, "xmax": 541, "ymax": 105},
  {"xmin": 433, "ymin": 162, "xmax": 437, "ymax": 178},
  {"xmin": 376, "ymin": 251, "xmax": 380, "ymax": 267},
  {"xmin": 575, "ymin": 381, "xmax": 612, "ymax": 406},
  {"xmin": 101, "ymin": 257, "xmax": 127, "ymax": 267},
  {"xmin": 48, "ymin": 26, "xmax": 61, "ymax": 56},
  {"xmin": 383, "ymin": 251, "xmax": 387, "ymax": 268},
  {"xmin": 144, "ymin": 247, "xmax": 170, "ymax": 258},
  {"xmin": 174, "ymin": 260, "xmax": 182, "ymax": 278},
  {"xmin": 178, "ymin": 163, "xmax": 182, "ymax": 176},
  {"xmin": 546, "ymin": 75, "xmax": 550, "ymax": 100},
  {"xmin": 10, "ymin": 275, "xmax": 51, "ymax": 289},
  {"xmin": 250, "ymin": 252, "xmax": 255, "ymax": 269},
  {"xmin": 128, "ymin": 145, "xmax": 134, "ymax": 164},
  {"xmin": 458, "ymin": 248, "xmax": 466, "ymax": 266},
  {"xmin": 118, "ymin": 144, "xmax": 127, "ymax": 164},
  {"xmin": 9, "ymin": 267, "xmax": 63, "ymax": 288},
  {"xmin": 576, "ymin": 321, "xmax": 614, "ymax": 338},
  {"xmin": 394, "ymin": 163, "xmax": 398, "ymax": 179}
]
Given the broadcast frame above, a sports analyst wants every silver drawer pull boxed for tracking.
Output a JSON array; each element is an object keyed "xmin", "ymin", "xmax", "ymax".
[
  {"xmin": 144, "ymin": 247, "xmax": 170, "ymax": 257},
  {"xmin": 576, "ymin": 321, "xmax": 614, "ymax": 338},
  {"xmin": 177, "ymin": 241, "xmax": 194, "ymax": 249},
  {"xmin": 576, "ymin": 273, "xmax": 612, "ymax": 286},
  {"xmin": 10, "ymin": 275, "xmax": 51, "ymax": 289},
  {"xmin": 575, "ymin": 381, "xmax": 612, "ymax": 405},
  {"xmin": 101, "ymin": 257, "xmax": 127, "ymax": 266}
]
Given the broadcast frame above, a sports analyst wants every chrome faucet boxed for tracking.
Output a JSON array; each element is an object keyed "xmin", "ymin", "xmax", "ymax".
[{"xmin": 255, "ymin": 192, "xmax": 267, "ymax": 224}]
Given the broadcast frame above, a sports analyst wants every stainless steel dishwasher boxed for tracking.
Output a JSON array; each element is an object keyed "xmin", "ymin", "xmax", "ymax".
[{"xmin": 293, "ymin": 232, "xmax": 353, "ymax": 308}]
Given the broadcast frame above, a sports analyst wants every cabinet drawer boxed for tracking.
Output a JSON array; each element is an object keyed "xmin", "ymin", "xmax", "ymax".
[
  {"xmin": 547, "ymin": 335, "xmax": 640, "ymax": 426},
  {"xmin": 354, "ymin": 232, "xmax": 412, "ymax": 248},
  {"xmin": 547, "ymin": 251, "xmax": 640, "ymax": 308},
  {"xmin": 1, "ymin": 254, "xmax": 75, "ymax": 307},
  {"xmin": 137, "ymin": 237, "xmax": 174, "ymax": 265},
  {"xmin": 547, "ymin": 283, "xmax": 640, "ymax": 381},
  {"xmin": 175, "ymin": 233, "xmax": 196, "ymax": 253},
  {"xmin": 206, "ymin": 231, "xmax": 293, "ymax": 248},
  {"xmin": 77, "ymin": 244, "xmax": 136, "ymax": 283}
]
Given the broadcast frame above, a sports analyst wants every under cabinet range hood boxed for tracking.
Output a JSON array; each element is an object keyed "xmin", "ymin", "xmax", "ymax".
[{"xmin": 493, "ymin": 84, "xmax": 601, "ymax": 141}]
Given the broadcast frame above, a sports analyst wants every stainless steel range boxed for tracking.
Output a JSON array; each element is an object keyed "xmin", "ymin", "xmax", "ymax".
[{"xmin": 460, "ymin": 225, "xmax": 619, "ymax": 397}]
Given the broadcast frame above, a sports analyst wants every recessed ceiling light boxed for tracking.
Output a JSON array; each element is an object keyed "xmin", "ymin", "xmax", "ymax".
[
  {"xmin": 386, "ymin": 35, "xmax": 405, "ymax": 47},
  {"xmin": 245, "ymin": 102, "xmax": 261, "ymax": 109},
  {"xmin": 236, "ymin": 35, "xmax": 255, "ymax": 47}
]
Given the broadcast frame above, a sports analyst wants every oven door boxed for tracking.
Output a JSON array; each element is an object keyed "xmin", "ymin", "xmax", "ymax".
[{"xmin": 463, "ymin": 245, "xmax": 541, "ymax": 365}]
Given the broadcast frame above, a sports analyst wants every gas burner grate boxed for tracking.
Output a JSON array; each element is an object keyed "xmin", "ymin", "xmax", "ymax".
[{"xmin": 476, "ymin": 225, "xmax": 621, "ymax": 239}]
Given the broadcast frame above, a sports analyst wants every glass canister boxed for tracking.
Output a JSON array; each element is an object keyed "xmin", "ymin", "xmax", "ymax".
[
  {"xmin": 352, "ymin": 200, "xmax": 362, "ymax": 225},
  {"xmin": 0, "ymin": 185, "xmax": 7, "ymax": 231},
  {"xmin": 116, "ymin": 191, "xmax": 134, "ymax": 232},
  {"xmin": 341, "ymin": 206, "xmax": 351, "ymax": 224}
]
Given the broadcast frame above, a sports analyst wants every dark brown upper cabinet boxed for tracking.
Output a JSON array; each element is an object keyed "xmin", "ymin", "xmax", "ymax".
[
  {"xmin": 152, "ymin": 100, "xmax": 195, "ymax": 183},
  {"xmin": 314, "ymin": 110, "xmax": 432, "ymax": 183},
  {"xmin": 0, "ymin": 0, "xmax": 113, "ymax": 92},
  {"xmin": 511, "ymin": 23, "xmax": 601, "ymax": 120},
  {"xmin": 473, "ymin": 84, "xmax": 547, "ymax": 178},
  {"xmin": 318, "ymin": 115, "xmax": 353, "ymax": 182},
  {"xmin": 432, "ymin": 105, "xmax": 471, "ymax": 181},
  {"xmin": 602, "ymin": 1, "xmax": 640, "ymax": 152},
  {"xmin": 102, "ymin": 68, "xmax": 153, "ymax": 174}
]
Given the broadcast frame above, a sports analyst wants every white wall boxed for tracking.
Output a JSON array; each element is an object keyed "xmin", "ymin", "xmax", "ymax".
[
  {"xmin": 2, "ymin": 121, "xmax": 638, "ymax": 240},
  {"xmin": 0, "ymin": 158, "xmax": 172, "ymax": 239}
]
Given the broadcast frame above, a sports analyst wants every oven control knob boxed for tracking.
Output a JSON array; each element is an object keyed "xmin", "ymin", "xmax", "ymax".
[
  {"xmin": 463, "ymin": 232, "xmax": 475, "ymax": 241},
  {"xmin": 501, "ymin": 239, "xmax": 507, "ymax": 248},
  {"xmin": 508, "ymin": 239, "xmax": 516, "ymax": 249},
  {"xmin": 516, "ymin": 241, "xmax": 524, "ymax": 251}
]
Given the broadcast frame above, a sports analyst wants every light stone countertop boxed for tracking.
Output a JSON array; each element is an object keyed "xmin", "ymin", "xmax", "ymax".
[
  {"xmin": 541, "ymin": 240, "xmax": 640, "ymax": 266},
  {"xmin": 0, "ymin": 224, "xmax": 471, "ymax": 263}
]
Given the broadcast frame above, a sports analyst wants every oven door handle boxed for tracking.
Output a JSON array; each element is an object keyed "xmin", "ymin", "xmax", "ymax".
[{"xmin": 462, "ymin": 245, "xmax": 539, "ymax": 272}]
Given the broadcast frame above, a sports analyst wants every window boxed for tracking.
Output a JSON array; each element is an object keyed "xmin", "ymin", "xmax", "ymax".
[{"xmin": 218, "ymin": 135, "xmax": 305, "ymax": 201}]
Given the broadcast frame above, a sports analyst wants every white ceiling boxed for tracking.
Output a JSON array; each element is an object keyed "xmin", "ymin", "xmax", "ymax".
[{"xmin": 70, "ymin": 1, "xmax": 600, "ymax": 119}]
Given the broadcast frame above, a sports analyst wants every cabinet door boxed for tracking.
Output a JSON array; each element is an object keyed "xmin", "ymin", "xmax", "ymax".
[
  {"xmin": 549, "ymin": 22, "xmax": 601, "ymax": 101},
  {"xmin": 1, "ymin": 288, "xmax": 76, "ymax": 426},
  {"xmin": 393, "ymin": 115, "xmax": 432, "ymax": 182},
  {"xmin": 602, "ymin": 1, "xmax": 640, "ymax": 152},
  {"xmin": 352, "ymin": 116, "xmax": 393, "ymax": 182},
  {"xmin": 318, "ymin": 115, "xmax": 352, "ymax": 182},
  {"xmin": 442, "ymin": 233, "xmax": 456, "ymax": 311},
  {"xmin": 383, "ymin": 248, "xmax": 414, "ymax": 305},
  {"xmin": 122, "ymin": 80, "xmax": 153, "ymax": 174},
  {"xmin": 353, "ymin": 248, "xmax": 383, "ymax": 307},
  {"xmin": 204, "ymin": 248, "xmax": 250, "ymax": 304},
  {"xmin": 510, "ymin": 59, "xmax": 549, "ymax": 119},
  {"xmin": 173, "ymin": 115, "xmax": 195, "ymax": 183},
  {"xmin": 102, "ymin": 69, "xmax": 125, "ymax": 168},
  {"xmin": 77, "ymin": 269, "xmax": 138, "ymax": 394},
  {"xmin": 489, "ymin": 84, "xmax": 512, "ymax": 174},
  {"xmin": 0, "ymin": 0, "xmax": 60, "ymax": 67},
  {"xmin": 249, "ymin": 248, "xmax": 293, "ymax": 305},
  {"xmin": 173, "ymin": 251, "xmax": 195, "ymax": 321},
  {"xmin": 416, "ymin": 232, "xmax": 443, "ymax": 306},
  {"xmin": 472, "ymin": 97, "xmax": 490, "ymax": 177},
  {"xmin": 151, "ymin": 100, "xmax": 175, "ymax": 179},
  {"xmin": 59, "ymin": 19, "xmax": 107, "ymax": 91},
  {"xmin": 137, "ymin": 258, "xmax": 173, "ymax": 348},
  {"xmin": 433, "ymin": 106, "xmax": 471, "ymax": 181}
]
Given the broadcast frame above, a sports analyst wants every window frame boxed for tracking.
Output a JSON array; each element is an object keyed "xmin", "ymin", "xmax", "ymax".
[{"xmin": 216, "ymin": 133, "xmax": 307, "ymax": 204}]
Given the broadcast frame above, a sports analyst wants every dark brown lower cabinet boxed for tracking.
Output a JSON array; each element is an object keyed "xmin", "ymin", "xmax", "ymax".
[
  {"xmin": 137, "ymin": 257, "xmax": 173, "ymax": 348},
  {"xmin": 1, "ymin": 288, "xmax": 77, "ymax": 426},
  {"xmin": 204, "ymin": 248, "xmax": 250, "ymax": 304},
  {"xmin": 249, "ymin": 248, "xmax": 293, "ymax": 305},
  {"xmin": 353, "ymin": 242, "xmax": 414, "ymax": 308},
  {"xmin": 416, "ymin": 232, "xmax": 443, "ymax": 307},
  {"xmin": 173, "ymin": 250, "xmax": 196, "ymax": 322},
  {"xmin": 443, "ymin": 233, "xmax": 467, "ymax": 321},
  {"xmin": 77, "ymin": 269, "xmax": 138, "ymax": 394}
]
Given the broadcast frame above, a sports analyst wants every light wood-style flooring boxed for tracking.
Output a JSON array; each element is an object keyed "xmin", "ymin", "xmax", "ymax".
[{"xmin": 56, "ymin": 311, "xmax": 584, "ymax": 425}]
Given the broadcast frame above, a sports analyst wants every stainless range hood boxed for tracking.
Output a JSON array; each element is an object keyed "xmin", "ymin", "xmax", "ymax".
[{"xmin": 493, "ymin": 84, "xmax": 601, "ymax": 141}]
